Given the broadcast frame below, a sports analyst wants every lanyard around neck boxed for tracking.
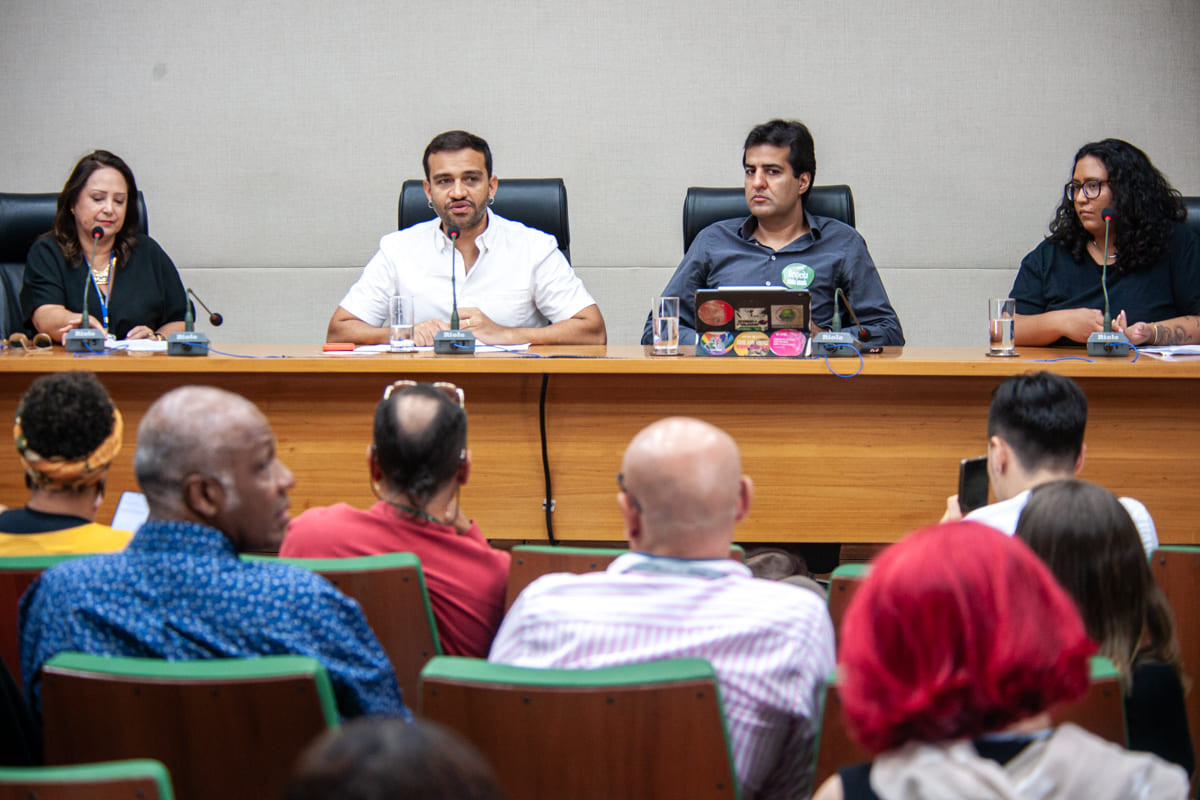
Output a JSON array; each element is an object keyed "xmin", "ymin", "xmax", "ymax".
[{"xmin": 83, "ymin": 253, "xmax": 115, "ymax": 332}]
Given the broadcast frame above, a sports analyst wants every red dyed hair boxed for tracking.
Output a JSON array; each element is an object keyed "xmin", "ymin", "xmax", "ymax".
[{"xmin": 838, "ymin": 522, "xmax": 1094, "ymax": 754}]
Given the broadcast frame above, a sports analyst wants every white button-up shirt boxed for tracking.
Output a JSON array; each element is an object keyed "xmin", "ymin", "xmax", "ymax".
[{"xmin": 339, "ymin": 210, "xmax": 596, "ymax": 339}]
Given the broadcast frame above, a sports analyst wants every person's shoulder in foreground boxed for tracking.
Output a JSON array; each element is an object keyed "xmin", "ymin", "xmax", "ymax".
[
  {"xmin": 18, "ymin": 385, "xmax": 405, "ymax": 719},
  {"xmin": 328, "ymin": 129, "xmax": 604, "ymax": 347}
]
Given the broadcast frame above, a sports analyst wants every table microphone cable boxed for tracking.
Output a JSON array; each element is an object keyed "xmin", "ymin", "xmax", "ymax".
[{"xmin": 539, "ymin": 373, "xmax": 557, "ymax": 544}]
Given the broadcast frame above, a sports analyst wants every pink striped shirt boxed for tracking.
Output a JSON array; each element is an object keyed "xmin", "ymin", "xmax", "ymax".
[{"xmin": 489, "ymin": 552, "xmax": 835, "ymax": 800}]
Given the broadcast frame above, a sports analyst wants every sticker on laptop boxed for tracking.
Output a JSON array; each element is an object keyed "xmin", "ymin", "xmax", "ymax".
[
  {"xmin": 699, "ymin": 331, "xmax": 735, "ymax": 355},
  {"xmin": 733, "ymin": 306, "xmax": 769, "ymax": 331},
  {"xmin": 769, "ymin": 329, "xmax": 807, "ymax": 357},
  {"xmin": 697, "ymin": 299, "xmax": 734, "ymax": 326},
  {"xmin": 733, "ymin": 331, "xmax": 770, "ymax": 357},
  {"xmin": 772, "ymin": 304, "xmax": 807, "ymax": 327},
  {"xmin": 781, "ymin": 264, "xmax": 814, "ymax": 290}
]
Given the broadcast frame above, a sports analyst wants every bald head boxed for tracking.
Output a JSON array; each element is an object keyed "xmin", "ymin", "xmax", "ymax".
[
  {"xmin": 373, "ymin": 384, "xmax": 467, "ymax": 507},
  {"xmin": 619, "ymin": 417, "xmax": 750, "ymax": 557}
]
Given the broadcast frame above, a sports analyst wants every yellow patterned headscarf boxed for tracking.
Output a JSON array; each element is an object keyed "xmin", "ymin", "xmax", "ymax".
[{"xmin": 14, "ymin": 408, "xmax": 123, "ymax": 490}]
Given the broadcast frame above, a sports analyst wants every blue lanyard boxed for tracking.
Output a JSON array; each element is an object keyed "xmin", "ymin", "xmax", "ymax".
[{"xmin": 83, "ymin": 254, "xmax": 115, "ymax": 331}]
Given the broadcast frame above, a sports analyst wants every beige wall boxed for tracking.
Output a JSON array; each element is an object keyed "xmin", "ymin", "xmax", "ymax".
[{"xmin": 3, "ymin": 1, "xmax": 1198, "ymax": 345}]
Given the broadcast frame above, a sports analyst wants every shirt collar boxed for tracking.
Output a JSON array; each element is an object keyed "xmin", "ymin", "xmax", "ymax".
[
  {"xmin": 433, "ymin": 208, "xmax": 496, "ymax": 254},
  {"xmin": 127, "ymin": 519, "xmax": 239, "ymax": 558},
  {"xmin": 736, "ymin": 210, "xmax": 824, "ymax": 245},
  {"xmin": 608, "ymin": 550, "xmax": 751, "ymax": 580}
]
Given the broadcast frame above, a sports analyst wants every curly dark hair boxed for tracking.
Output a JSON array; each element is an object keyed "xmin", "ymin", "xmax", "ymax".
[
  {"xmin": 50, "ymin": 150, "xmax": 142, "ymax": 267},
  {"xmin": 1047, "ymin": 139, "xmax": 1185, "ymax": 275},
  {"xmin": 17, "ymin": 371, "xmax": 115, "ymax": 459}
]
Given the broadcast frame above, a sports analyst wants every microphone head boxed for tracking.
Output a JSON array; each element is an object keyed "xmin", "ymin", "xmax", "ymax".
[
  {"xmin": 1102, "ymin": 207, "xmax": 1115, "ymax": 221},
  {"xmin": 447, "ymin": 225, "xmax": 460, "ymax": 240},
  {"xmin": 91, "ymin": 226, "xmax": 104, "ymax": 239},
  {"xmin": 209, "ymin": 312, "xmax": 224, "ymax": 327}
]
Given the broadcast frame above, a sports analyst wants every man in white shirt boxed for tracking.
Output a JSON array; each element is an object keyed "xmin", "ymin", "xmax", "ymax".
[
  {"xmin": 327, "ymin": 130, "xmax": 606, "ymax": 347},
  {"xmin": 490, "ymin": 417, "xmax": 835, "ymax": 800},
  {"xmin": 942, "ymin": 371, "xmax": 1158, "ymax": 555}
]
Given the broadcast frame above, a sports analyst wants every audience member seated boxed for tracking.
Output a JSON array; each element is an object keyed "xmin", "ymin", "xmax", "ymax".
[
  {"xmin": 20, "ymin": 150, "xmax": 187, "ymax": 343},
  {"xmin": 812, "ymin": 522, "xmax": 1188, "ymax": 800},
  {"xmin": 327, "ymin": 129, "xmax": 605, "ymax": 347},
  {"xmin": 286, "ymin": 717, "xmax": 504, "ymax": 800},
  {"xmin": 19, "ymin": 386, "xmax": 405, "ymax": 719},
  {"xmin": 1012, "ymin": 138, "xmax": 1200, "ymax": 347},
  {"xmin": 0, "ymin": 371, "xmax": 130, "ymax": 554},
  {"xmin": 1017, "ymin": 479, "xmax": 1194, "ymax": 775},
  {"xmin": 281, "ymin": 380, "xmax": 509, "ymax": 657},
  {"xmin": 942, "ymin": 370, "xmax": 1158, "ymax": 555},
  {"xmin": 490, "ymin": 416, "xmax": 835, "ymax": 800}
]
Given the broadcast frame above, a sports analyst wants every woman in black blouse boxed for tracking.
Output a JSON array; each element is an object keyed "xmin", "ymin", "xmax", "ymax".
[{"xmin": 20, "ymin": 150, "xmax": 187, "ymax": 342}]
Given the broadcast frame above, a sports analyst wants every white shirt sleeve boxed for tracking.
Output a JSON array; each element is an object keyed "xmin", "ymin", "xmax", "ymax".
[
  {"xmin": 530, "ymin": 247, "xmax": 597, "ymax": 323},
  {"xmin": 338, "ymin": 241, "xmax": 397, "ymax": 327}
]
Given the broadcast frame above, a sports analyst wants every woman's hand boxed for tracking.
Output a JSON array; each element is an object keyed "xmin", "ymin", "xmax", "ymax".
[
  {"xmin": 125, "ymin": 325, "xmax": 156, "ymax": 340},
  {"xmin": 54, "ymin": 314, "xmax": 105, "ymax": 344}
]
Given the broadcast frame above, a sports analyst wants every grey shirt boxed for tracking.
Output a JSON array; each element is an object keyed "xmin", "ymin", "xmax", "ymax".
[{"xmin": 642, "ymin": 213, "xmax": 904, "ymax": 346}]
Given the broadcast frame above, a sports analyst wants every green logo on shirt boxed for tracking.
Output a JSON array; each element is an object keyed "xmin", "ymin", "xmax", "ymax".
[{"xmin": 781, "ymin": 264, "xmax": 814, "ymax": 290}]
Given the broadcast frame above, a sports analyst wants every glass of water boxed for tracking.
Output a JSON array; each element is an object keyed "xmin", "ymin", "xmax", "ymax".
[
  {"xmin": 652, "ymin": 296, "xmax": 680, "ymax": 356},
  {"xmin": 987, "ymin": 297, "xmax": 1017, "ymax": 356},
  {"xmin": 389, "ymin": 295, "xmax": 415, "ymax": 352}
]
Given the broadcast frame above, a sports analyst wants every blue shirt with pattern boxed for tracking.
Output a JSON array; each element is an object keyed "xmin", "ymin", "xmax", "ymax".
[{"xmin": 19, "ymin": 519, "xmax": 407, "ymax": 719}]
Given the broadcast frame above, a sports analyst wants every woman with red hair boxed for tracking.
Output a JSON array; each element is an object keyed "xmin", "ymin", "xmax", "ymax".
[{"xmin": 813, "ymin": 522, "xmax": 1187, "ymax": 800}]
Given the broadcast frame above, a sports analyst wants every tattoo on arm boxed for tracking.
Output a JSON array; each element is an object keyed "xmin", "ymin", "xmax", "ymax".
[{"xmin": 1160, "ymin": 324, "xmax": 1189, "ymax": 346}]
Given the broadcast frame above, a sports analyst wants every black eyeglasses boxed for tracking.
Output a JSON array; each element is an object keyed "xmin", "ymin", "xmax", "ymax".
[
  {"xmin": 382, "ymin": 380, "xmax": 465, "ymax": 407},
  {"xmin": 616, "ymin": 472, "xmax": 643, "ymax": 514},
  {"xmin": 1065, "ymin": 180, "xmax": 1110, "ymax": 202},
  {"xmin": 5, "ymin": 333, "xmax": 53, "ymax": 351}
]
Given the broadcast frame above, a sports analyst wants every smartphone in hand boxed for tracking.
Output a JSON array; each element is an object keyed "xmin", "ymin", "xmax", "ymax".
[{"xmin": 958, "ymin": 456, "xmax": 989, "ymax": 515}]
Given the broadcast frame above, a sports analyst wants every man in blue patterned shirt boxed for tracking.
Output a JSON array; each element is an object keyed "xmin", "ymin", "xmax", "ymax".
[{"xmin": 19, "ymin": 385, "xmax": 406, "ymax": 719}]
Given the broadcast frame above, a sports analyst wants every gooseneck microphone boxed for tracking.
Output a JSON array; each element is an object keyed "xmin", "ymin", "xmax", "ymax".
[
  {"xmin": 187, "ymin": 289, "xmax": 224, "ymax": 327},
  {"xmin": 64, "ymin": 226, "xmax": 108, "ymax": 352},
  {"xmin": 434, "ymin": 224, "xmax": 476, "ymax": 354},
  {"xmin": 1086, "ymin": 207, "xmax": 1131, "ymax": 356},
  {"xmin": 168, "ymin": 286, "xmax": 214, "ymax": 357},
  {"xmin": 812, "ymin": 288, "xmax": 867, "ymax": 357}
]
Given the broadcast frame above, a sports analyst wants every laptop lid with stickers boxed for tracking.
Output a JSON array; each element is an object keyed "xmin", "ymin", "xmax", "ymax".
[{"xmin": 694, "ymin": 287, "xmax": 811, "ymax": 357}]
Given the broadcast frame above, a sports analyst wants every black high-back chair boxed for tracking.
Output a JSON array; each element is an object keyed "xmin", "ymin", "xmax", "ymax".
[
  {"xmin": 0, "ymin": 192, "xmax": 148, "ymax": 337},
  {"xmin": 1183, "ymin": 197, "xmax": 1200, "ymax": 240},
  {"xmin": 397, "ymin": 178, "xmax": 571, "ymax": 261},
  {"xmin": 682, "ymin": 185, "xmax": 855, "ymax": 254}
]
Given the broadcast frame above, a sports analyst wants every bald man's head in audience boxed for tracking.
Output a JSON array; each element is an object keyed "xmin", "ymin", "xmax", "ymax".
[
  {"xmin": 617, "ymin": 417, "xmax": 752, "ymax": 558},
  {"xmin": 134, "ymin": 386, "xmax": 295, "ymax": 552}
]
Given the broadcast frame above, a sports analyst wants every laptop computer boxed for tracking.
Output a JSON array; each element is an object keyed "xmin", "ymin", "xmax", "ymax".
[{"xmin": 694, "ymin": 287, "xmax": 811, "ymax": 358}]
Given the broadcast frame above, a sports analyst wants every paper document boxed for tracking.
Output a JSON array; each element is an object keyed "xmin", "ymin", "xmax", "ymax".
[{"xmin": 1138, "ymin": 346, "xmax": 1200, "ymax": 359}]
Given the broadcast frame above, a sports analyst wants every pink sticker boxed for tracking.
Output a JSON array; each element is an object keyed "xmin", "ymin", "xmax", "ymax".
[{"xmin": 769, "ymin": 329, "xmax": 807, "ymax": 357}]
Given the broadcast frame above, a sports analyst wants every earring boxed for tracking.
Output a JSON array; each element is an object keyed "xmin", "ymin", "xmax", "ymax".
[
  {"xmin": 488, "ymin": 196, "xmax": 495, "ymax": 206},
  {"xmin": 426, "ymin": 199, "xmax": 434, "ymax": 209}
]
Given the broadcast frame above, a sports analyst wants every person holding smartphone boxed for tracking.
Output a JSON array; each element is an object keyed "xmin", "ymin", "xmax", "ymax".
[{"xmin": 940, "ymin": 371, "xmax": 1158, "ymax": 555}]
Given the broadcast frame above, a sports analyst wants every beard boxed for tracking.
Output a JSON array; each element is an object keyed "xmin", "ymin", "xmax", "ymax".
[{"xmin": 436, "ymin": 200, "xmax": 487, "ymax": 232}]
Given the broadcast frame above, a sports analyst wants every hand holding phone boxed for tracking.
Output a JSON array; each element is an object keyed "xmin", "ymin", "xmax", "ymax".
[{"xmin": 958, "ymin": 456, "xmax": 989, "ymax": 515}]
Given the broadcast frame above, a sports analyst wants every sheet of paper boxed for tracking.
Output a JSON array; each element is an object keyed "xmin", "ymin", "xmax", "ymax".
[{"xmin": 1138, "ymin": 345, "xmax": 1200, "ymax": 359}]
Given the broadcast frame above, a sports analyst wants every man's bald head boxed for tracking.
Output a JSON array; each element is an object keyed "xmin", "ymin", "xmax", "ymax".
[{"xmin": 619, "ymin": 417, "xmax": 751, "ymax": 557}]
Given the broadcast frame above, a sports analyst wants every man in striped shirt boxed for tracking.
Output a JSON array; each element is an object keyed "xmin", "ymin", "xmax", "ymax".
[{"xmin": 490, "ymin": 417, "xmax": 835, "ymax": 800}]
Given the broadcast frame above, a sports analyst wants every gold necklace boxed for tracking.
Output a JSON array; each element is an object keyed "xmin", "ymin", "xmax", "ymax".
[{"xmin": 88, "ymin": 254, "xmax": 114, "ymax": 283}]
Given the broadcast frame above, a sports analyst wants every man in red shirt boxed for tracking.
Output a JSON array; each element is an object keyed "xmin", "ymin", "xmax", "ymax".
[{"xmin": 281, "ymin": 381, "xmax": 509, "ymax": 657}]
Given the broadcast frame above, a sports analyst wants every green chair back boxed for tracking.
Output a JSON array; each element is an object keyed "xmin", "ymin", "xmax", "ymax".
[
  {"xmin": 0, "ymin": 758, "xmax": 174, "ymax": 800},
  {"xmin": 420, "ymin": 656, "xmax": 739, "ymax": 799},
  {"xmin": 41, "ymin": 653, "xmax": 337, "ymax": 800},
  {"xmin": 248, "ymin": 552, "xmax": 441, "ymax": 702}
]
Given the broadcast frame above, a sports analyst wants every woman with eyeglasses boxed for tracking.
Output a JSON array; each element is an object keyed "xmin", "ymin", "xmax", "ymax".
[
  {"xmin": 1011, "ymin": 139, "xmax": 1200, "ymax": 347},
  {"xmin": 19, "ymin": 150, "xmax": 188, "ymax": 343}
]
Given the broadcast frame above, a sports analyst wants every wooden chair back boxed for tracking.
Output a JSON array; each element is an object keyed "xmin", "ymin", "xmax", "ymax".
[
  {"xmin": 41, "ymin": 653, "xmax": 338, "ymax": 800},
  {"xmin": 505, "ymin": 544, "xmax": 745, "ymax": 611},
  {"xmin": 0, "ymin": 555, "xmax": 82, "ymax": 681},
  {"xmin": 264, "ymin": 552, "xmax": 442, "ymax": 703},
  {"xmin": 0, "ymin": 759, "xmax": 175, "ymax": 800},
  {"xmin": 1149, "ymin": 545, "xmax": 1200, "ymax": 784},
  {"xmin": 420, "ymin": 656, "xmax": 738, "ymax": 800},
  {"xmin": 813, "ymin": 656, "xmax": 1124, "ymax": 786},
  {"xmin": 826, "ymin": 563, "xmax": 870, "ymax": 643}
]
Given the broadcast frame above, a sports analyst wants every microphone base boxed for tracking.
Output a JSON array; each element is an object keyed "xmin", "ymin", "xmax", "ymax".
[
  {"xmin": 167, "ymin": 330, "xmax": 210, "ymax": 356},
  {"xmin": 433, "ymin": 329, "xmax": 476, "ymax": 355},
  {"xmin": 1086, "ymin": 330, "xmax": 1131, "ymax": 357},
  {"xmin": 63, "ymin": 328, "xmax": 106, "ymax": 353},
  {"xmin": 812, "ymin": 331, "xmax": 858, "ymax": 358}
]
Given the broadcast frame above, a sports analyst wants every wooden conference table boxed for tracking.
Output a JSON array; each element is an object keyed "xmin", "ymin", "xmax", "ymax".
[{"xmin": 0, "ymin": 344, "xmax": 1196, "ymax": 545}]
